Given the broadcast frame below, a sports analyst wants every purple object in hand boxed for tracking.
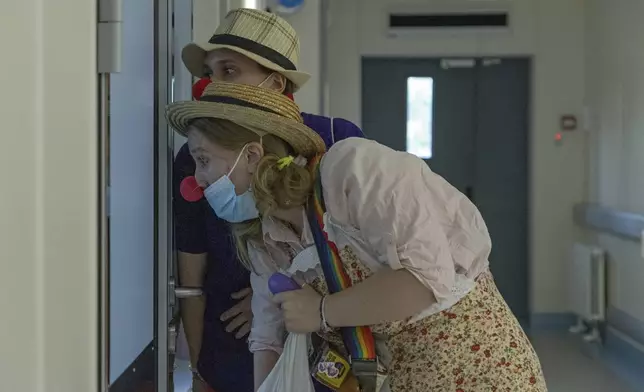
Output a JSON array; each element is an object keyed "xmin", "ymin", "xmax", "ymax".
[
  {"xmin": 268, "ymin": 273, "xmax": 333, "ymax": 392},
  {"xmin": 268, "ymin": 273, "xmax": 301, "ymax": 294}
]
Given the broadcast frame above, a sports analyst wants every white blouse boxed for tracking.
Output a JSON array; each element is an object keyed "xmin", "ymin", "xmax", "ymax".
[{"xmin": 247, "ymin": 138, "xmax": 492, "ymax": 354}]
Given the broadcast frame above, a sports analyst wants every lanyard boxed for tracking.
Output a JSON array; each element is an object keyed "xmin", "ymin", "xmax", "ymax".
[{"xmin": 306, "ymin": 154, "xmax": 378, "ymax": 391}]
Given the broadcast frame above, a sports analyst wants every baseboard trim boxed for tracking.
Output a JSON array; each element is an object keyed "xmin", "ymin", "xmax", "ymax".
[
  {"xmin": 602, "ymin": 327, "xmax": 644, "ymax": 390},
  {"xmin": 529, "ymin": 312, "xmax": 576, "ymax": 332},
  {"xmin": 607, "ymin": 306, "xmax": 644, "ymax": 348},
  {"xmin": 109, "ymin": 341, "xmax": 155, "ymax": 392},
  {"xmin": 604, "ymin": 307, "xmax": 644, "ymax": 390},
  {"xmin": 529, "ymin": 309, "xmax": 644, "ymax": 338}
]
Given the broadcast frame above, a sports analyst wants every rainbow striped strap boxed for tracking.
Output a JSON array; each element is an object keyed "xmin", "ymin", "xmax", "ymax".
[{"xmin": 306, "ymin": 155, "xmax": 377, "ymax": 362}]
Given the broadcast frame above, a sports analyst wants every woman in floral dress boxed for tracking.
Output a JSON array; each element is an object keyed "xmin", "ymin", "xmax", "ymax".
[{"xmin": 165, "ymin": 80, "xmax": 548, "ymax": 391}]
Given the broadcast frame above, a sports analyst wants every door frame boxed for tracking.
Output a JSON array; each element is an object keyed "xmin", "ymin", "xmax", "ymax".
[
  {"xmin": 155, "ymin": 0, "xmax": 173, "ymax": 390},
  {"xmin": 474, "ymin": 56, "xmax": 532, "ymax": 322},
  {"xmin": 155, "ymin": 0, "xmax": 195, "ymax": 390}
]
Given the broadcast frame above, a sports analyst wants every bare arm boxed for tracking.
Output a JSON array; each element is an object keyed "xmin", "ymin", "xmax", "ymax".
[
  {"xmin": 177, "ymin": 251, "xmax": 207, "ymax": 368},
  {"xmin": 325, "ymin": 269, "xmax": 436, "ymax": 327},
  {"xmin": 253, "ymin": 350, "xmax": 280, "ymax": 391}
]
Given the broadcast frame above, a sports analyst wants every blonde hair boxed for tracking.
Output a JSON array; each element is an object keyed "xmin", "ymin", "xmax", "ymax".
[{"xmin": 188, "ymin": 118, "xmax": 314, "ymax": 269}]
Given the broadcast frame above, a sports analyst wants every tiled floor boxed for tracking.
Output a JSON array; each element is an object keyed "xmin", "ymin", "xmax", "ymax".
[
  {"xmin": 532, "ymin": 332, "xmax": 637, "ymax": 391},
  {"xmin": 173, "ymin": 333, "xmax": 638, "ymax": 392},
  {"xmin": 174, "ymin": 359, "xmax": 192, "ymax": 392}
]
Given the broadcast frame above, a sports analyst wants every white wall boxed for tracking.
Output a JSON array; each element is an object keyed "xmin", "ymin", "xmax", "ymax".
[
  {"xmin": 327, "ymin": 0, "xmax": 587, "ymax": 314},
  {"xmin": 585, "ymin": 0, "xmax": 644, "ymax": 322},
  {"xmin": 281, "ymin": 0, "xmax": 321, "ymax": 114},
  {"xmin": 0, "ymin": 0, "xmax": 98, "ymax": 390},
  {"xmin": 193, "ymin": 0, "xmax": 222, "ymax": 41}
]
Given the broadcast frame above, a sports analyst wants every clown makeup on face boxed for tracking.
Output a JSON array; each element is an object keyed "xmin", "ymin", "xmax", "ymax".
[{"xmin": 187, "ymin": 123, "xmax": 262, "ymax": 195}]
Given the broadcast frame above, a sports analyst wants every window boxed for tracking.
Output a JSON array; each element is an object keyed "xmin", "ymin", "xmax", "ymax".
[
  {"xmin": 243, "ymin": 0, "xmax": 260, "ymax": 9},
  {"xmin": 406, "ymin": 77, "xmax": 434, "ymax": 159}
]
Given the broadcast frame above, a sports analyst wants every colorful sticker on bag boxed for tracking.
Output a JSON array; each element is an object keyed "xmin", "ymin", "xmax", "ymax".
[{"xmin": 312, "ymin": 347, "xmax": 350, "ymax": 389}]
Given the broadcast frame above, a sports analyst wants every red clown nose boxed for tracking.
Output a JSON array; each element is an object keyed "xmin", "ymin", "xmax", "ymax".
[
  {"xmin": 192, "ymin": 77, "xmax": 212, "ymax": 100},
  {"xmin": 180, "ymin": 176, "xmax": 204, "ymax": 202}
]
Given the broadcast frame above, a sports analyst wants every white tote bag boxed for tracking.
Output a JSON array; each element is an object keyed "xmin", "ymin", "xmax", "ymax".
[{"xmin": 257, "ymin": 333, "xmax": 316, "ymax": 392}]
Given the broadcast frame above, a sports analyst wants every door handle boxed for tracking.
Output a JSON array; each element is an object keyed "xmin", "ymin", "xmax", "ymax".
[
  {"xmin": 465, "ymin": 186, "xmax": 474, "ymax": 201},
  {"xmin": 169, "ymin": 278, "xmax": 203, "ymax": 307},
  {"xmin": 174, "ymin": 287, "xmax": 203, "ymax": 298}
]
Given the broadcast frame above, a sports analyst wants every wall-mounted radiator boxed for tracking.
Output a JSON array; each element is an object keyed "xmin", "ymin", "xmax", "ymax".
[{"xmin": 568, "ymin": 243, "xmax": 607, "ymax": 342}]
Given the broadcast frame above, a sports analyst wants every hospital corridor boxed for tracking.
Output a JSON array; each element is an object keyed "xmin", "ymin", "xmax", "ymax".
[{"xmin": 2, "ymin": 0, "xmax": 644, "ymax": 391}]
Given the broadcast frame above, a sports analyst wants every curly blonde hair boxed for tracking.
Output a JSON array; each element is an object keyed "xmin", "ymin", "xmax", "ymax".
[{"xmin": 188, "ymin": 118, "xmax": 315, "ymax": 269}]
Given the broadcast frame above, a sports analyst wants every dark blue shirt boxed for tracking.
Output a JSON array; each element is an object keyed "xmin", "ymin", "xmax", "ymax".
[{"xmin": 173, "ymin": 114, "xmax": 363, "ymax": 392}]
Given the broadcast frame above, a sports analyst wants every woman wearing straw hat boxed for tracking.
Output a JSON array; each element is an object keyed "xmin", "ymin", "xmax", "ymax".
[
  {"xmin": 166, "ymin": 81, "xmax": 548, "ymax": 392},
  {"xmin": 173, "ymin": 8, "xmax": 364, "ymax": 392}
]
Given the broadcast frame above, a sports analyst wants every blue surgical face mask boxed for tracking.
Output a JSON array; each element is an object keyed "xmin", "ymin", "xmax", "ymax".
[{"xmin": 204, "ymin": 146, "xmax": 259, "ymax": 223}]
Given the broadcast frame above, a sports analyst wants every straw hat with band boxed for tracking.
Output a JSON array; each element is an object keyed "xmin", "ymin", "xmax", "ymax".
[
  {"xmin": 182, "ymin": 8, "xmax": 310, "ymax": 91},
  {"xmin": 166, "ymin": 81, "xmax": 325, "ymax": 157}
]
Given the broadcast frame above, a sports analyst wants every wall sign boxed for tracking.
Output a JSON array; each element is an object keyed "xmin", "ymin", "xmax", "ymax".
[
  {"xmin": 270, "ymin": 0, "xmax": 304, "ymax": 15},
  {"xmin": 560, "ymin": 115, "xmax": 577, "ymax": 131}
]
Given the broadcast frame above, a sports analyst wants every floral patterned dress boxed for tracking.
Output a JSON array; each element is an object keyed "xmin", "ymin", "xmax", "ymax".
[{"xmin": 309, "ymin": 247, "xmax": 548, "ymax": 392}]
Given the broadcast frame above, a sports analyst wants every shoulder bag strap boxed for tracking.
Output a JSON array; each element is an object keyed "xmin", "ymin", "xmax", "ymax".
[{"xmin": 306, "ymin": 154, "xmax": 378, "ymax": 392}]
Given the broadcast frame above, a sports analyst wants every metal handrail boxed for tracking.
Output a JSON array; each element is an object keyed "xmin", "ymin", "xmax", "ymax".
[{"xmin": 573, "ymin": 203, "xmax": 644, "ymax": 241}]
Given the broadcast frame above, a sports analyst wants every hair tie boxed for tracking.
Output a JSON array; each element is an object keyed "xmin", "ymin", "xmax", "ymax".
[
  {"xmin": 277, "ymin": 156, "xmax": 295, "ymax": 170},
  {"xmin": 293, "ymin": 156, "xmax": 307, "ymax": 167}
]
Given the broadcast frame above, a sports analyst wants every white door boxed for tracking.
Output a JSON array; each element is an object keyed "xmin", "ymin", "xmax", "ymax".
[{"xmin": 97, "ymin": 0, "xmax": 182, "ymax": 390}]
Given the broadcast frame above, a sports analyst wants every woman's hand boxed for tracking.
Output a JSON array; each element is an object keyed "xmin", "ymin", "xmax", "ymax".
[{"xmin": 272, "ymin": 285, "xmax": 322, "ymax": 333}]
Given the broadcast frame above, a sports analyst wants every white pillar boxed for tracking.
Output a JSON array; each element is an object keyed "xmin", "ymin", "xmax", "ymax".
[
  {"xmin": 279, "ymin": 0, "xmax": 322, "ymax": 114},
  {"xmin": 0, "ymin": 0, "xmax": 98, "ymax": 391},
  {"xmin": 193, "ymin": 0, "xmax": 222, "ymax": 42}
]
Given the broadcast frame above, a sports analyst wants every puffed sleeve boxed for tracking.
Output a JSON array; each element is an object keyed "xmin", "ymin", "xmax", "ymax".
[
  {"xmin": 247, "ymin": 245, "xmax": 285, "ymax": 354},
  {"xmin": 320, "ymin": 138, "xmax": 460, "ymax": 305}
]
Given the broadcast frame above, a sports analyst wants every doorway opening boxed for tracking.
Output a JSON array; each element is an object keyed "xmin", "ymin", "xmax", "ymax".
[{"xmin": 362, "ymin": 57, "xmax": 531, "ymax": 322}]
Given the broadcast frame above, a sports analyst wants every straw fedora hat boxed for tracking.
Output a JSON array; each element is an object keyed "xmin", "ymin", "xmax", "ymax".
[
  {"xmin": 182, "ymin": 8, "xmax": 310, "ymax": 91},
  {"xmin": 165, "ymin": 81, "xmax": 325, "ymax": 157}
]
